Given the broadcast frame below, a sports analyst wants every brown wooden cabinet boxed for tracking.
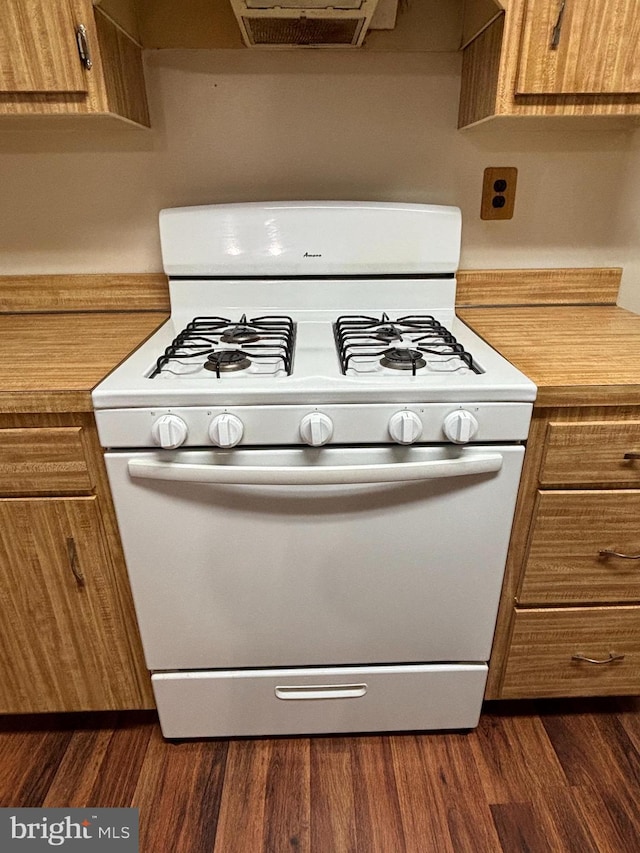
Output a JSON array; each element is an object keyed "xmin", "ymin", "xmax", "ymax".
[
  {"xmin": 516, "ymin": 0, "xmax": 640, "ymax": 96},
  {"xmin": 0, "ymin": 414, "xmax": 154, "ymax": 713},
  {"xmin": 459, "ymin": 0, "xmax": 640, "ymax": 127},
  {"xmin": 0, "ymin": 1, "xmax": 89, "ymax": 94},
  {"xmin": 0, "ymin": 0, "xmax": 149, "ymax": 127},
  {"xmin": 488, "ymin": 406, "xmax": 640, "ymax": 699}
]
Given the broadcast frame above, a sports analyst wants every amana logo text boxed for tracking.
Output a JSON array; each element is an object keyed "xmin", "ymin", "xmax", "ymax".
[{"xmin": 303, "ymin": 251, "xmax": 322, "ymax": 257}]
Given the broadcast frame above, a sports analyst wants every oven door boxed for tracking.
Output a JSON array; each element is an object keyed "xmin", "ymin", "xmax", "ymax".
[{"xmin": 105, "ymin": 444, "xmax": 524, "ymax": 670}]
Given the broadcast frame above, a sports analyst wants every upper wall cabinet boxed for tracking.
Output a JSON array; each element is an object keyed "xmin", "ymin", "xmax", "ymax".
[
  {"xmin": 0, "ymin": 0, "xmax": 149, "ymax": 127},
  {"xmin": 459, "ymin": 0, "xmax": 640, "ymax": 127},
  {"xmin": 516, "ymin": 0, "xmax": 640, "ymax": 95},
  {"xmin": 0, "ymin": 0, "xmax": 89, "ymax": 94}
]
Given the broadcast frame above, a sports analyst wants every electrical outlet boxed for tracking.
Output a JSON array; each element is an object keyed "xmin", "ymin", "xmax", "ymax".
[{"xmin": 481, "ymin": 167, "xmax": 518, "ymax": 220}]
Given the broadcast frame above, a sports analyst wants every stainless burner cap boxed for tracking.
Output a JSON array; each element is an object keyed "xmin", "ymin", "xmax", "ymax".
[
  {"xmin": 380, "ymin": 347, "xmax": 426, "ymax": 371},
  {"xmin": 205, "ymin": 350, "xmax": 252, "ymax": 373},
  {"xmin": 220, "ymin": 326, "xmax": 261, "ymax": 344},
  {"xmin": 372, "ymin": 324, "xmax": 402, "ymax": 343}
]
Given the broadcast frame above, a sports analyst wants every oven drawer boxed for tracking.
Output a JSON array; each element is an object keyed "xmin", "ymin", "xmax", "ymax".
[
  {"xmin": 152, "ymin": 664, "xmax": 488, "ymax": 738},
  {"xmin": 519, "ymin": 490, "xmax": 640, "ymax": 605},
  {"xmin": 0, "ymin": 428, "xmax": 92, "ymax": 495},
  {"xmin": 540, "ymin": 421, "xmax": 640, "ymax": 486},
  {"xmin": 500, "ymin": 607, "xmax": 640, "ymax": 698}
]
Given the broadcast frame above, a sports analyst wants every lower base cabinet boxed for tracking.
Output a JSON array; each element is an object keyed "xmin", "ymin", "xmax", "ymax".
[
  {"xmin": 0, "ymin": 497, "xmax": 147, "ymax": 712},
  {"xmin": 0, "ymin": 415, "xmax": 153, "ymax": 713},
  {"xmin": 488, "ymin": 406, "xmax": 640, "ymax": 699}
]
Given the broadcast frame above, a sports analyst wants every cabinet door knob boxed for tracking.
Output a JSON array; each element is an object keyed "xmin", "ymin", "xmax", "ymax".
[
  {"xmin": 571, "ymin": 652, "xmax": 625, "ymax": 665},
  {"xmin": 551, "ymin": 0, "xmax": 567, "ymax": 49},
  {"xmin": 624, "ymin": 452, "xmax": 640, "ymax": 460},
  {"xmin": 75, "ymin": 24, "xmax": 93, "ymax": 70},
  {"xmin": 599, "ymin": 549, "xmax": 640, "ymax": 560},
  {"xmin": 66, "ymin": 537, "xmax": 85, "ymax": 586}
]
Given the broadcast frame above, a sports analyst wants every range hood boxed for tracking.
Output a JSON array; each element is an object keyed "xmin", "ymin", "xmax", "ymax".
[{"xmin": 229, "ymin": 0, "xmax": 391, "ymax": 48}]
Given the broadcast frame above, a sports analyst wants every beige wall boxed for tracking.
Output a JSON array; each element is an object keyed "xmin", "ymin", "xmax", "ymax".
[
  {"xmin": 616, "ymin": 129, "xmax": 640, "ymax": 313},
  {"xmin": 0, "ymin": 49, "xmax": 638, "ymax": 309}
]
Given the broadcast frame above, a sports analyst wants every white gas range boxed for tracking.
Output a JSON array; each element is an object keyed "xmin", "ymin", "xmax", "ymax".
[{"xmin": 94, "ymin": 202, "xmax": 536, "ymax": 739}]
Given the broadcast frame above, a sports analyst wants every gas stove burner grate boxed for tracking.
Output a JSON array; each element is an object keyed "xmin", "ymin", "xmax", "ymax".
[
  {"xmin": 149, "ymin": 314, "xmax": 295, "ymax": 378},
  {"xmin": 334, "ymin": 313, "xmax": 478, "ymax": 376}
]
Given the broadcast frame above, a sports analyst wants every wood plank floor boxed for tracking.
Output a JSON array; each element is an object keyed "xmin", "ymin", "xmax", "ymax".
[{"xmin": 1, "ymin": 698, "xmax": 639, "ymax": 852}]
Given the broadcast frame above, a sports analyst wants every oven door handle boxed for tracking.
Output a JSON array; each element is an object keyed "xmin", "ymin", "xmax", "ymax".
[{"xmin": 127, "ymin": 453, "xmax": 504, "ymax": 486}]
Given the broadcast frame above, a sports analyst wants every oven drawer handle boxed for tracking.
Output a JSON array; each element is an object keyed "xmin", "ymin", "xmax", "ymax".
[
  {"xmin": 275, "ymin": 684, "xmax": 368, "ymax": 700},
  {"xmin": 127, "ymin": 454, "xmax": 504, "ymax": 486}
]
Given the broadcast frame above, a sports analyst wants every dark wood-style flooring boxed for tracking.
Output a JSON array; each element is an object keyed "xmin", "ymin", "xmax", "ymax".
[{"xmin": 1, "ymin": 697, "xmax": 640, "ymax": 852}]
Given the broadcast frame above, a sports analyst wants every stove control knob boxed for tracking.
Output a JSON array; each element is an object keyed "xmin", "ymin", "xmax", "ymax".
[
  {"xmin": 443, "ymin": 410, "xmax": 479, "ymax": 444},
  {"xmin": 300, "ymin": 413, "xmax": 334, "ymax": 447},
  {"xmin": 389, "ymin": 411, "xmax": 423, "ymax": 445},
  {"xmin": 209, "ymin": 414, "xmax": 244, "ymax": 448},
  {"xmin": 152, "ymin": 414, "xmax": 188, "ymax": 449}
]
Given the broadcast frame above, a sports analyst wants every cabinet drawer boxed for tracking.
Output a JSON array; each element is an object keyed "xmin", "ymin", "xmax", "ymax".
[
  {"xmin": 152, "ymin": 664, "xmax": 488, "ymax": 738},
  {"xmin": 0, "ymin": 428, "xmax": 92, "ymax": 494},
  {"xmin": 540, "ymin": 421, "xmax": 640, "ymax": 486},
  {"xmin": 520, "ymin": 491, "xmax": 640, "ymax": 605},
  {"xmin": 501, "ymin": 607, "xmax": 640, "ymax": 698}
]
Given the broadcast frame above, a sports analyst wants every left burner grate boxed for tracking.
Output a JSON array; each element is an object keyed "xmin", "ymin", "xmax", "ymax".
[{"xmin": 149, "ymin": 314, "xmax": 296, "ymax": 378}]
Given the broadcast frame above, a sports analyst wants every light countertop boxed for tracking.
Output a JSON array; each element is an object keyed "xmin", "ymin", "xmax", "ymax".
[
  {"xmin": 0, "ymin": 312, "xmax": 168, "ymax": 413},
  {"xmin": 459, "ymin": 305, "xmax": 640, "ymax": 407}
]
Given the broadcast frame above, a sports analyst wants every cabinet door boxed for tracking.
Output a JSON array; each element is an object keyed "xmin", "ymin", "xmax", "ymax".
[
  {"xmin": 0, "ymin": 496, "xmax": 145, "ymax": 712},
  {"xmin": 0, "ymin": 0, "xmax": 88, "ymax": 94},
  {"xmin": 516, "ymin": 0, "xmax": 640, "ymax": 95}
]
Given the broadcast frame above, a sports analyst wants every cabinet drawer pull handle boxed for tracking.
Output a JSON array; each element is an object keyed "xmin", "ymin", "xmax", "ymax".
[
  {"xmin": 571, "ymin": 652, "xmax": 625, "ymax": 665},
  {"xmin": 75, "ymin": 24, "xmax": 93, "ymax": 70},
  {"xmin": 66, "ymin": 537, "xmax": 85, "ymax": 586},
  {"xmin": 599, "ymin": 549, "xmax": 640, "ymax": 560},
  {"xmin": 551, "ymin": 0, "xmax": 566, "ymax": 49},
  {"xmin": 624, "ymin": 452, "xmax": 640, "ymax": 460}
]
